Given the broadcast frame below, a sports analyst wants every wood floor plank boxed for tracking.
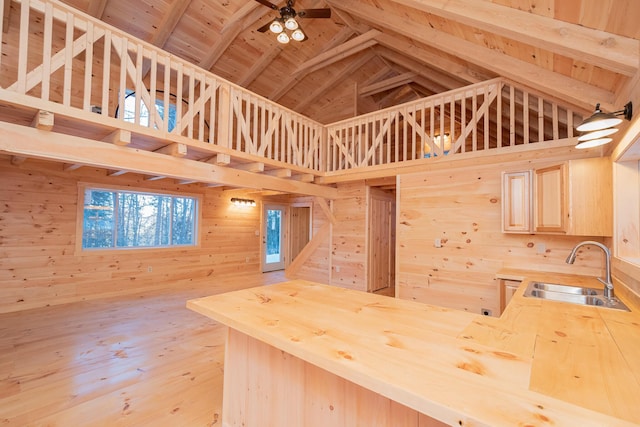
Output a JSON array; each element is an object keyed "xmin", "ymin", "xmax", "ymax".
[{"xmin": 0, "ymin": 271, "xmax": 285, "ymax": 426}]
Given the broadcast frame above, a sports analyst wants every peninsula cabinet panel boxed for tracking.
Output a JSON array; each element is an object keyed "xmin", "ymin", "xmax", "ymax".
[{"xmin": 502, "ymin": 157, "xmax": 612, "ymax": 236}]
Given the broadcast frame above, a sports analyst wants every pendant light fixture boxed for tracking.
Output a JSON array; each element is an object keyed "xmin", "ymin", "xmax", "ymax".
[{"xmin": 575, "ymin": 102, "xmax": 632, "ymax": 149}]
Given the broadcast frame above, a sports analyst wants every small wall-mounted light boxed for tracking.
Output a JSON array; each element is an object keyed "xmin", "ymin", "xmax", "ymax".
[
  {"xmin": 231, "ymin": 197, "xmax": 256, "ymax": 207},
  {"xmin": 575, "ymin": 102, "xmax": 632, "ymax": 149}
]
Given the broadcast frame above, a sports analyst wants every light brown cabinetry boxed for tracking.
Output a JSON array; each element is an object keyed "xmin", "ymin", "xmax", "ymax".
[
  {"xmin": 502, "ymin": 158, "xmax": 612, "ymax": 236},
  {"xmin": 499, "ymin": 279, "xmax": 521, "ymax": 313}
]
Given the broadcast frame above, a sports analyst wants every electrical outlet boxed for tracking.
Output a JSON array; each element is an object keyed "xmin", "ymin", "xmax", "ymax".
[
  {"xmin": 335, "ymin": 265, "xmax": 341, "ymax": 273},
  {"xmin": 481, "ymin": 308, "xmax": 492, "ymax": 316},
  {"xmin": 245, "ymin": 257, "xmax": 250, "ymax": 263},
  {"xmin": 147, "ymin": 266, "xmax": 153, "ymax": 273}
]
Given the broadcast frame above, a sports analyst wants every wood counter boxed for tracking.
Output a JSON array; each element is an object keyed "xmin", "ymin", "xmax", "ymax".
[{"xmin": 187, "ymin": 277, "xmax": 640, "ymax": 426}]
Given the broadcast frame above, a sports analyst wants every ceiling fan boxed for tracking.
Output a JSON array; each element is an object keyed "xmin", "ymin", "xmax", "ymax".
[{"xmin": 254, "ymin": 0, "xmax": 332, "ymax": 44}]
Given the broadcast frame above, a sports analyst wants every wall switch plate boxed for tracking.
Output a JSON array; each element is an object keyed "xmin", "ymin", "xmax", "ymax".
[{"xmin": 434, "ymin": 238, "xmax": 442, "ymax": 248}]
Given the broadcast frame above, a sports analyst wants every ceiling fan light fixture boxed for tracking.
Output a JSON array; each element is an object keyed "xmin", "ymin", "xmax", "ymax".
[
  {"xmin": 269, "ymin": 19, "xmax": 284, "ymax": 34},
  {"xmin": 284, "ymin": 16, "xmax": 299, "ymax": 30},
  {"xmin": 276, "ymin": 32, "xmax": 290, "ymax": 44},
  {"xmin": 291, "ymin": 28, "xmax": 305, "ymax": 41}
]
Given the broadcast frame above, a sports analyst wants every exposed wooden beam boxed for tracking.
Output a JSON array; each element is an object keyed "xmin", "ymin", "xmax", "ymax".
[
  {"xmin": 87, "ymin": 0, "xmax": 108, "ymax": 19},
  {"xmin": 148, "ymin": 0, "xmax": 193, "ymax": 48},
  {"xmin": 293, "ymin": 30, "xmax": 381, "ymax": 77},
  {"xmin": 375, "ymin": 46, "xmax": 467, "ymax": 91},
  {"xmin": 264, "ymin": 169, "xmax": 292, "ymax": 178},
  {"xmin": 269, "ymin": 27, "xmax": 356, "ymax": 101},
  {"xmin": 314, "ymin": 197, "xmax": 337, "ymax": 225},
  {"xmin": 236, "ymin": 162, "xmax": 265, "ymax": 172},
  {"xmin": 291, "ymin": 173, "xmax": 315, "ymax": 183},
  {"xmin": 285, "ymin": 222, "xmax": 330, "ymax": 279},
  {"xmin": 294, "ymin": 52, "xmax": 375, "ymax": 112},
  {"xmin": 154, "ymin": 143, "xmax": 188, "ymax": 157},
  {"xmin": 389, "ymin": 0, "xmax": 639, "ymax": 76},
  {"xmin": 237, "ymin": 45, "xmax": 282, "ymax": 87},
  {"xmin": 31, "ymin": 110, "xmax": 53, "ymax": 131},
  {"xmin": 102, "ymin": 129, "xmax": 131, "ymax": 146},
  {"xmin": 0, "ymin": 122, "xmax": 339, "ymax": 199},
  {"xmin": 359, "ymin": 72, "xmax": 416, "ymax": 97},
  {"xmin": 200, "ymin": 5, "xmax": 268, "ymax": 71},
  {"xmin": 330, "ymin": 0, "xmax": 615, "ymax": 111}
]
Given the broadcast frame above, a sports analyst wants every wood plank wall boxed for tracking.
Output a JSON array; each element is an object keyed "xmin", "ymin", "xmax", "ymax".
[
  {"xmin": 396, "ymin": 155, "xmax": 609, "ymax": 315},
  {"xmin": 330, "ymin": 182, "xmax": 368, "ymax": 291},
  {"xmin": 0, "ymin": 156, "xmax": 263, "ymax": 313}
]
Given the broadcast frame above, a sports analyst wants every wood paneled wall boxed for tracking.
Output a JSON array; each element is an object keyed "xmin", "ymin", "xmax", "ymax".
[
  {"xmin": 397, "ymin": 156, "xmax": 609, "ymax": 315},
  {"xmin": 0, "ymin": 156, "xmax": 262, "ymax": 313},
  {"xmin": 330, "ymin": 182, "xmax": 368, "ymax": 291}
]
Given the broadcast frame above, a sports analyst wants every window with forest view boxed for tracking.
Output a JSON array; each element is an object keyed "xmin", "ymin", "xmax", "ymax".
[{"xmin": 82, "ymin": 187, "xmax": 198, "ymax": 250}]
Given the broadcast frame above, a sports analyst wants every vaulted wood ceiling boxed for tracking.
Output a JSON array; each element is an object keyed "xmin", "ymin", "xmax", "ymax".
[{"xmin": 20, "ymin": 0, "xmax": 640, "ymax": 124}]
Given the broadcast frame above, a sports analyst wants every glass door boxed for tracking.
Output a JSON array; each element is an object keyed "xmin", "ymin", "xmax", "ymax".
[{"xmin": 262, "ymin": 204, "xmax": 286, "ymax": 272}]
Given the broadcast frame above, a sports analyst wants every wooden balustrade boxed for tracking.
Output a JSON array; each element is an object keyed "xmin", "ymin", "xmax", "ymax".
[
  {"xmin": 0, "ymin": 0, "xmax": 584, "ymax": 176},
  {"xmin": 324, "ymin": 79, "xmax": 584, "ymax": 172},
  {"xmin": 0, "ymin": 0, "xmax": 324, "ymax": 172}
]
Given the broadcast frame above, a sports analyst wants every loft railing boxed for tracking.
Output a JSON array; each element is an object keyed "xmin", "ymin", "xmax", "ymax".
[
  {"xmin": 0, "ymin": 0, "xmax": 584, "ymax": 176},
  {"xmin": 0, "ymin": 0, "xmax": 324, "ymax": 172},
  {"xmin": 324, "ymin": 78, "xmax": 584, "ymax": 172}
]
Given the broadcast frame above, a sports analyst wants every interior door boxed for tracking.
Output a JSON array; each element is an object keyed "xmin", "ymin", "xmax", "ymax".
[
  {"xmin": 262, "ymin": 204, "xmax": 286, "ymax": 272},
  {"xmin": 368, "ymin": 188, "xmax": 396, "ymax": 293}
]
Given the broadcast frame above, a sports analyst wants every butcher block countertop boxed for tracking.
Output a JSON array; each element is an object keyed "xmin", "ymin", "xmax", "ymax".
[{"xmin": 187, "ymin": 274, "xmax": 640, "ymax": 426}]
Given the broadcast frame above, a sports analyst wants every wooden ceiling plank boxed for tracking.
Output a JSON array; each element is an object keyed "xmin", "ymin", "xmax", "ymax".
[
  {"xmin": 0, "ymin": 121, "xmax": 339, "ymax": 199},
  {"xmin": 389, "ymin": 0, "xmax": 638, "ymax": 76},
  {"xmin": 359, "ymin": 72, "xmax": 416, "ymax": 97},
  {"xmin": 293, "ymin": 29, "xmax": 381, "ymax": 77},
  {"xmin": 294, "ymin": 52, "xmax": 375, "ymax": 112},
  {"xmin": 331, "ymin": 0, "xmax": 615, "ymax": 111},
  {"xmin": 237, "ymin": 45, "xmax": 282, "ymax": 87}
]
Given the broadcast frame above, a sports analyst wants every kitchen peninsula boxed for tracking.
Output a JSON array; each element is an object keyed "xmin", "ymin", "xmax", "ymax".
[{"xmin": 187, "ymin": 277, "xmax": 640, "ymax": 426}]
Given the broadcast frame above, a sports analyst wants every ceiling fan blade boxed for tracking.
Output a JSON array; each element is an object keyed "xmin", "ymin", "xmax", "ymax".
[
  {"xmin": 297, "ymin": 8, "xmax": 331, "ymax": 19},
  {"xmin": 253, "ymin": 0, "xmax": 279, "ymax": 11},
  {"xmin": 257, "ymin": 21, "xmax": 272, "ymax": 33}
]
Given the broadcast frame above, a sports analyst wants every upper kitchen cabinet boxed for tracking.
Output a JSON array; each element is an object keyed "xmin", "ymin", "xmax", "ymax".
[{"xmin": 502, "ymin": 157, "xmax": 612, "ymax": 236}]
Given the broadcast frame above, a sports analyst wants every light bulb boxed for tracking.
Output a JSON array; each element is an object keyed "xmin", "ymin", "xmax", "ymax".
[
  {"xmin": 277, "ymin": 32, "xmax": 290, "ymax": 44},
  {"xmin": 284, "ymin": 17, "xmax": 298, "ymax": 30},
  {"xmin": 291, "ymin": 29, "xmax": 305, "ymax": 41},
  {"xmin": 269, "ymin": 20, "xmax": 284, "ymax": 34}
]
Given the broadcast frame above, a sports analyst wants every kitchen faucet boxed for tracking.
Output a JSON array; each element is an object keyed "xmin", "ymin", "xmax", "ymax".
[{"xmin": 566, "ymin": 241, "xmax": 614, "ymax": 299}]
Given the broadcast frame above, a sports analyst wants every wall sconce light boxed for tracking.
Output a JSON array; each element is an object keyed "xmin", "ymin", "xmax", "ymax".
[
  {"xmin": 231, "ymin": 198, "xmax": 256, "ymax": 207},
  {"xmin": 575, "ymin": 102, "xmax": 632, "ymax": 149}
]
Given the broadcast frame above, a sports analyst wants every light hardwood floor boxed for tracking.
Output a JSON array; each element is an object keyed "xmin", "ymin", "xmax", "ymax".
[{"xmin": 0, "ymin": 271, "xmax": 286, "ymax": 426}]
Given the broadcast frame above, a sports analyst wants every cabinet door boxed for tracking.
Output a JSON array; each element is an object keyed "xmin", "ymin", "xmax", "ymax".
[
  {"xmin": 502, "ymin": 171, "xmax": 532, "ymax": 233},
  {"xmin": 534, "ymin": 164, "xmax": 567, "ymax": 233},
  {"xmin": 500, "ymin": 279, "xmax": 521, "ymax": 313},
  {"xmin": 567, "ymin": 157, "xmax": 612, "ymax": 236}
]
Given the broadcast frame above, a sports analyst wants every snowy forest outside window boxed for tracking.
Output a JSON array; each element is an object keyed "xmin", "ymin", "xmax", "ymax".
[{"xmin": 82, "ymin": 187, "xmax": 198, "ymax": 250}]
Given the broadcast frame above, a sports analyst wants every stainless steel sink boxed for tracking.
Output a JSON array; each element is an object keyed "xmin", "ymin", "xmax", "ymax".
[
  {"xmin": 530, "ymin": 282, "xmax": 598, "ymax": 296},
  {"xmin": 523, "ymin": 281, "xmax": 630, "ymax": 311}
]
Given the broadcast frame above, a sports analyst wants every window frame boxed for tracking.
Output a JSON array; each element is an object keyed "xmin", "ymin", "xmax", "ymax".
[{"xmin": 76, "ymin": 182, "xmax": 201, "ymax": 254}]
